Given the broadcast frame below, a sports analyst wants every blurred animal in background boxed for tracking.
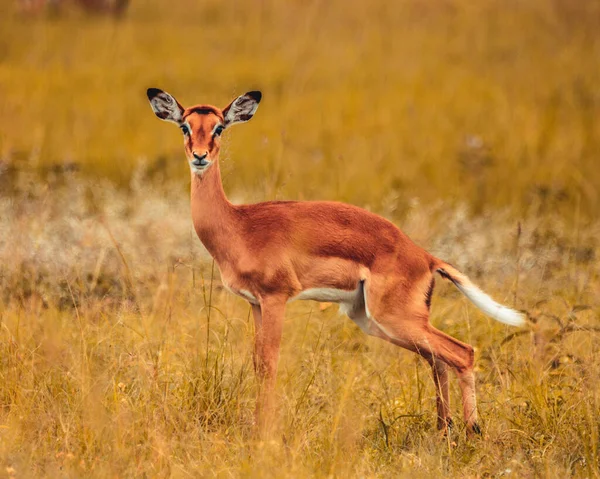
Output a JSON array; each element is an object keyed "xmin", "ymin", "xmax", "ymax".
[{"xmin": 18, "ymin": 0, "xmax": 130, "ymax": 16}]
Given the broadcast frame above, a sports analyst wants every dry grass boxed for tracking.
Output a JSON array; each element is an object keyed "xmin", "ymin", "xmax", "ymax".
[
  {"xmin": 1, "ymin": 0, "xmax": 600, "ymax": 477},
  {"xmin": 1, "ymin": 166, "xmax": 599, "ymax": 477}
]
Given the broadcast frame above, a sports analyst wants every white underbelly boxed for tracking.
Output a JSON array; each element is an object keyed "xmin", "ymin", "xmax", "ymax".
[
  {"xmin": 290, "ymin": 287, "xmax": 360, "ymax": 304},
  {"xmin": 224, "ymin": 282, "xmax": 391, "ymax": 339},
  {"xmin": 293, "ymin": 286, "xmax": 374, "ymax": 334}
]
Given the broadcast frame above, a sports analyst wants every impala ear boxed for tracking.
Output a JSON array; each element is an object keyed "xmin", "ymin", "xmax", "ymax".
[
  {"xmin": 147, "ymin": 88, "xmax": 185, "ymax": 124},
  {"xmin": 222, "ymin": 91, "xmax": 261, "ymax": 127}
]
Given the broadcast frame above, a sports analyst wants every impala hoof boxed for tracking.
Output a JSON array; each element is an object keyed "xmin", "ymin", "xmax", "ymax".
[
  {"xmin": 470, "ymin": 422, "xmax": 482, "ymax": 436},
  {"xmin": 438, "ymin": 417, "xmax": 454, "ymax": 434}
]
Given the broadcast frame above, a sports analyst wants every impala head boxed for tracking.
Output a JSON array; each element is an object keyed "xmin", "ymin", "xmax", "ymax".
[{"xmin": 146, "ymin": 88, "xmax": 262, "ymax": 173}]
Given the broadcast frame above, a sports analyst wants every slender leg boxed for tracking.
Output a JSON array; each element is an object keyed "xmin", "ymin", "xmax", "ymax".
[
  {"xmin": 367, "ymin": 311, "xmax": 479, "ymax": 435},
  {"xmin": 361, "ymin": 274, "xmax": 480, "ymax": 435},
  {"xmin": 428, "ymin": 357, "xmax": 451, "ymax": 431},
  {"xmin": 458, "ymin": 370, "xmax": 480, "ymax": 435},
  {"xmin": 422, "ymin": 326, "xmax": 479, "ymax": 434},
  {"xmin": 251, "ymin": 303, "xmax": 262, "ymax": 378},
  {"xmin": 369, "ymin": 322, "xmax": 454, "ymax": 433},
  {"xmin": 251, "ymin": 296, "xmax": 286, "ymax": 436}
]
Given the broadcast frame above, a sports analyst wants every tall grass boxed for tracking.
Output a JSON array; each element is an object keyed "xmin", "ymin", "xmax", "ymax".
[
  {"xmin": 1, "ymin": 0, "xmax": 599, "ymax": 476},
  {"xmin": 0, "ymin": 166, "xmax": 598, "ymax": 476}
]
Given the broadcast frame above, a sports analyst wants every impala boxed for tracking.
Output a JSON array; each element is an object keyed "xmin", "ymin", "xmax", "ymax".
[{"xmin": 146, "ymin": 88, "xmax": 525, "ymax": 436}]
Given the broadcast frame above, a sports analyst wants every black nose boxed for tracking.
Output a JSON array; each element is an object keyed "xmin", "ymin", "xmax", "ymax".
[{"xmin": 192, "ymin": 152, "xmax": 209, "ymax": 167}]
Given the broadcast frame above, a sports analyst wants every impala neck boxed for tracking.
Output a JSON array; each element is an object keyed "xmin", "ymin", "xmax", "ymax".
[{"xmin": 190, "ymin": 161, "xmax": 237, "ymax": 263}]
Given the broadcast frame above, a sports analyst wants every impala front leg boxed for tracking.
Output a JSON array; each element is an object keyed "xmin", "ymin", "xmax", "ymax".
[{"xmin": 251, "ymin": 296, "xmax": 286, "ymax": 435}]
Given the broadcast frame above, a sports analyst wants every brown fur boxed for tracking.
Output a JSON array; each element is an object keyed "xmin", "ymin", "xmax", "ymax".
[{"xmin": 149, "ymin": 91, "xmax": 482, "ymax": 437}]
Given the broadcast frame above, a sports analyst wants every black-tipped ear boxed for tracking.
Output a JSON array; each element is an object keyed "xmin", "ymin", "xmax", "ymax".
[
  {"xmin": 147, "ymin": 88, "xmax": 184, "ymax": 124},
  {"xmin": 222, "ymin": 91, "xmax": 262, "ymax": 127},
  {"xmin": 147, "ymin": 88, "xmax": 163, "ymax": 100},
  {"xmin": 246, "ymin": 91, "xmax": 262, "ymax": 103}
]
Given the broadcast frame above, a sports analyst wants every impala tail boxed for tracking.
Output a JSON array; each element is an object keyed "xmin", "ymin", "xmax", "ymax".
[{"xmin": 435, "ymin": 261, "xmax": 526, "ymax": 327}]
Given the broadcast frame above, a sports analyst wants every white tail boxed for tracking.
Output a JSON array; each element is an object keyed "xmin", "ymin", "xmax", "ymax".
[{"xmin": 436, "ymin": 263, "xmax": 525, "ymax": 327}]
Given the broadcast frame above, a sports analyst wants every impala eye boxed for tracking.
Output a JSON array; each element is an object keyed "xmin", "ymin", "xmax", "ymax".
[
  {"xmin": 213, "ymin": 125, "xmax": 224, "ymax": 137},
  {"xmin": 180, "ymin": 124, "xmax": 190, "ymax": 135}
]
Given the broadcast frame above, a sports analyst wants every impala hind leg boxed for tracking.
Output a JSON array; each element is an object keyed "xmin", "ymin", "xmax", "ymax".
[
  {"xmin": 371, "ymin": 318, "xmax": 479, "ymax": 434},
  {"xmin": 363, "ymin": 282, "xmax": 480, "ymax": 435},
  {"xmin": 251, "ymin": 296, "xmax": 286, "ymax": 436},
  {"xmin": 347, "ymin": 289, "xmax": 452, "ymax": 432},
  {"xmin": 379, "ymin": 319, "xmax": 481, "ymax": 434},
  {"xmin": 429, "ymin": 358, "xmax": 452, "ymax": 431}
]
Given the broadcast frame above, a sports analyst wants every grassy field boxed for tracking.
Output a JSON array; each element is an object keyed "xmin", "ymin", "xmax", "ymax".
[{"xmin": 1, "ymin": 0, "xmax": 600, "ymax": 477}]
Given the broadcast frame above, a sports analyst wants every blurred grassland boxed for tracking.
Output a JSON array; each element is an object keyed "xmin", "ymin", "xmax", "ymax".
[{"xmin": 1, "ymin": 0, "xmax": 599, "ymax": 217}]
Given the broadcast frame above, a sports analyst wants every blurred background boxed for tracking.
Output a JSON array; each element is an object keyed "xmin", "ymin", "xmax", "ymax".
[
  {"xmin": 1, "ymin": 0, "xmax": 599, "ymax": 218},
  {"xmin": 1, "ymin": 1, "xmax": 600, "ymax": 476}
]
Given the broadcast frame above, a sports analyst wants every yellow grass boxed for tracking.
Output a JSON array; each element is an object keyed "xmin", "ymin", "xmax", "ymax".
[{"xmin": 0, "ymin": 0, "xmax": 599, "ymax": 477}]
